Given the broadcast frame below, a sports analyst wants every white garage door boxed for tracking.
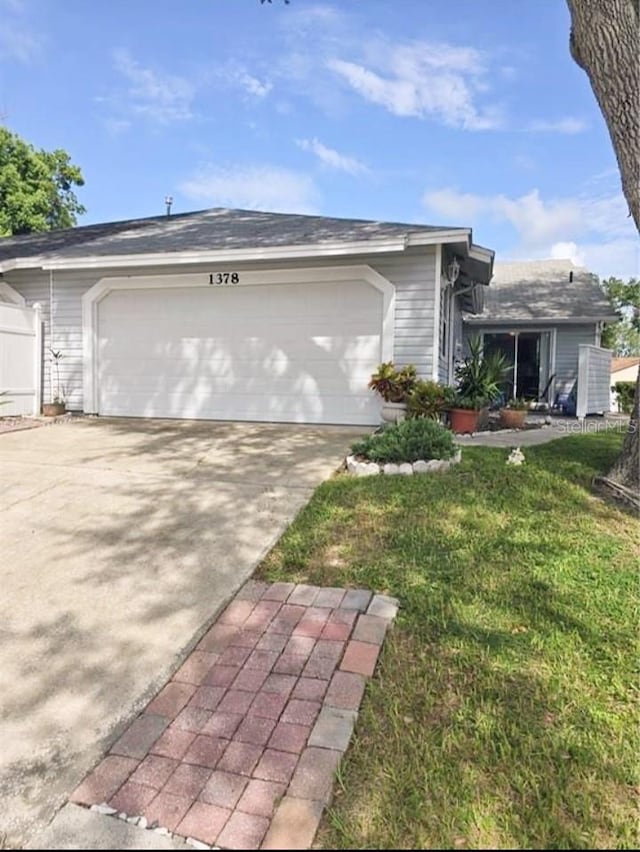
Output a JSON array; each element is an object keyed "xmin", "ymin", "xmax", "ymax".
[{"xmin": 97, "ymin": 279, "xmax": 383, "ymax": 425}]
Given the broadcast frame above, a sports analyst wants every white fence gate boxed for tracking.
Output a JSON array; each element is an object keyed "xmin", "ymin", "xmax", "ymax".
[
  {"xmin": 576, "ymin": 344, "xmax": 611, "ymax": 419},
  {"xmin": 0, "ymin": 302, "xmax": 42, "ymax": 416}
]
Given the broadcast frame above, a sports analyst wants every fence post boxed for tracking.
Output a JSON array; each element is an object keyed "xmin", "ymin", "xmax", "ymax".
[{"xmin": 33, "ymin": 302, "xmax": 43, "ymax": 416}]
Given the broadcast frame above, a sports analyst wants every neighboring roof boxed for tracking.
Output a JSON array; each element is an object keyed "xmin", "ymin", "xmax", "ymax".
[
  {"xmin": 464, "ymin": 258, "xmax": 618, "ymax": 324},
  {"xmin": 611, "ymin": 356, "xmax": 640, "ymax": 374},
  {"xmin": 0, "ymin": 207, "xmax": 492, "ymax": 277}
]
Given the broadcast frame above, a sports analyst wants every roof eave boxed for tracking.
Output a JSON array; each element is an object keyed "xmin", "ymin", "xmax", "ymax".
[
  {"xmin": 463, "ymin": 314, "xmax": 619, "ymax": 325},
  {"xmin": 0, "ymin": 227, "xmax": 493, "ymax": 272},
  {"xmin": 0, "ymin": 237, "xmax": 409, "ymax": 272}
]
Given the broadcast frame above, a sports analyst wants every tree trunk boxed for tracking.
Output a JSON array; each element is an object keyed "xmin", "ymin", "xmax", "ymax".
[
  {"xmin": 566, "ymin": 0, "xmax": 639, "ymax": 230},
  {"xmin": 567, "ymin": 0, "xmax": 640, "ymax": 500},
  {"xmin": 604, "ymin": 371, "xmax": 639, "ymax": 491}
]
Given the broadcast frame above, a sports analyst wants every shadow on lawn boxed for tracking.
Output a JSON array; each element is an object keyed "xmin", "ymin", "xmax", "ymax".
[{"xmin": 259, "ymin": 432, "xmax": 638, "ymax": 849}]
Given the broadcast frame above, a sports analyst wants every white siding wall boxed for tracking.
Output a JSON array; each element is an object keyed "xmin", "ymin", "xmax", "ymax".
[
  {"xmin": 463, "ymin": 322, "xmax": 599, "ymax": 399},
  {"xmin": 5, "ymin": 247, "xmax": 437, "ymax": 412},
  {"xmin": 372, "ymin": 249, "xmax": 437, "ymax": 377},
  {"xmin": 576, "ymin": 344, "xmax": 611, "ymax": 417},
  {"xmin": 554, "ymin": 324, "xmax": 598, "ymax": 395}
]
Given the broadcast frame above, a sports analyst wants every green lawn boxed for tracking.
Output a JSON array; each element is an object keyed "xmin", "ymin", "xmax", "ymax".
[{"xmin": 256, "ymin": 432, "xmax": 639, "ymax": 850}]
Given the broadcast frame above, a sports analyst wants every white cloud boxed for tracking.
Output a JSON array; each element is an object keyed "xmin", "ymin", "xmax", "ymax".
[
  {"xmin": 550, "ymin": 241, "xmax": 585, "ymax": 266},
  {"xmin": 433, "ymin": 188, "xmax": 573, "ymax": 243},
  {"xmin": 0, "ymin": 0, "xmax": 42, "ymax": 63},
  {"xmin": 218, "ymin": 63, "xmax": 272, "ymax": 99},
  {"xmin": 572, "ymin": 238, "xmax": 639, "ymax": 281},
  {"xmin": 179, "ymin": 164, "xmax": 319, "ymax": 214},
  {"xmin": 423, "ymin": 184, "xmax": 639, "ymax": 279},
  {"xmin": 296, "ymin": 138, "xmax": 367, "ymax": 175},
  {"xmin": 327, "ymin": 40, "xmax": 502, "ymax": 130},
  {"xmin": 112, "ymin": 48, "xmax": 194, "ymax": 123},
  {"xmin": 236, "ymin": 71, "xmax": 272, "ymax": 98},
  {"xmin": 527, "ymin": 117, "xmax": 588, "ymax": 134}
]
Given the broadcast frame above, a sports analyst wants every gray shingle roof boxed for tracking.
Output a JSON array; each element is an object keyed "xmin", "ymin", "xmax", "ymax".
[
  {"xmin": 465, "ymin": 259, "xmax": 617, "ymax": 323},
  {"xmin": 0, "ymin": 207, "xmax": 458, "ymax": 264}
]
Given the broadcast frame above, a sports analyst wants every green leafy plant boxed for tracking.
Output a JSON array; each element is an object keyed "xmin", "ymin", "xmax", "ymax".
[
  {"xmin": 407, "ymin": 380, "xmax": 456, "ymax": 420},
  {"xmin": 613, "ymin": 380, "xmax": 636, "ymax": 414},
  {"xmin": 453, "ymin": 338, "xmax": 511, "ymax": 409},
  {"xmin": 350, "ymin": 417, "xmax": 455, "ymax": 464},
  {"xmin": 49, "ymin": 348, "xmax": 65, "ymax": 404},
  {"xmin": 368, "ymin": 362, "xmax": 417, "ymax": 403}
]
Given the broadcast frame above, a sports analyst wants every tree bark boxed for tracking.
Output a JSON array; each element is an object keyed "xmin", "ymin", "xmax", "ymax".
[
  {"xmin": 567, "ymin": 0, "xmax": 640, "ymax": 498},
  {"xmin": 566, "ymin": 0, "xmax": 639, "ymax": 229}
]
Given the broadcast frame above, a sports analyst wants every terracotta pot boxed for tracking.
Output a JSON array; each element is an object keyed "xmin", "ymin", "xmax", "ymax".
[
  {"xmin": 42, "ymin": 402, "xmax": 66, "ymax": 417},
  {"xmin": 381, "ymin": 401, "xmax": 407, "ymax": 424},
  {"xmin": 449, "ymin": 407, "xmax": 480, "ymax": 434},
  {"xmin": 499, "ymin": 408, "xmax": 527, "ymax": 429}
]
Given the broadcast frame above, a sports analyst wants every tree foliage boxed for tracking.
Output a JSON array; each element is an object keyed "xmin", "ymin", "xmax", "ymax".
[
  {"xmin": 0, "ymin": 126, "xmax": 86, "ymax": 237},
  {"xmin": 600, "ymin": 276, "xmax": 640, "ymax": 355}
]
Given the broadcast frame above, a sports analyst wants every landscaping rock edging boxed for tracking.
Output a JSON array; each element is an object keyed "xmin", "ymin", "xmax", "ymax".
[{"xmin": 346, "ymin": 450, "xmax": 462, "ymax": 478}]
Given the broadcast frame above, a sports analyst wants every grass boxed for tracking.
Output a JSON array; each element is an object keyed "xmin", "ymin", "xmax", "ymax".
[{"xmin": 256, "ymin": 432, "xmax": 639, "ymax": 850}]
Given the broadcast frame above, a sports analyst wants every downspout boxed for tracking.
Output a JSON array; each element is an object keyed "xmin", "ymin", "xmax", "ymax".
[
  {"xmin": 49, "ymin": 269, "xmax": 55, "ymax": 404},
  {"xmin": 433, "ymin": 245, "xmax": 442, "ymax": 380},
  {"xmin": 447, "ymin": 284, "xmax": 454, "ymax": 383},
  {"xmin": 453, "ymin": 281, "xmax": 477, "ymax": 376}
]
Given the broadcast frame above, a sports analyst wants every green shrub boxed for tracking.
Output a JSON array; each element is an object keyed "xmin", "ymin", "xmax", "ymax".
[
  {"xmin": 351, "ymin": 418, "xmax": 455, "ymax": 464},
  {"xmin": 406, "ymin": 380, "xmax": 455, "ymax": 420},
  {"xmin": 613, "ymin": 380, "xmax": 636, "ymax": 414}
]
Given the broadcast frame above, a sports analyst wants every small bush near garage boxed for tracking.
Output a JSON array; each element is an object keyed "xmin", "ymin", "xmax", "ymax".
[
  {"xmin": 351, "ymin": 418, "xmax": 455, "ymax": 464},
  {"xmin": 406, "ymin": 379, "xmax": 455, "ymax": 420},
  {"xmin": 613, "ymin": 380, "xmax": 636, "ymax": 414}
]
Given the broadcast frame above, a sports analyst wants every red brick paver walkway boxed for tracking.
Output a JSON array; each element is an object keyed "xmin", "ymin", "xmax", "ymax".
[{"xmin": 71, "ymin": 581, "xmax": 398, "ymax": 850}]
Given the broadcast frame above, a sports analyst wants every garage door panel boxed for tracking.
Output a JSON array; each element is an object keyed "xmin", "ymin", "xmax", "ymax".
[
  {"xmin": 100, "ymin": 358, "xmax": 377, "ymax": 387},
  {"xmin": 99, "ymin": 392, "xmax": 375, "ymax": 425},
  {"xmin": 97, "ymin": 280, "xmax": 384, "ymax": 425},
  {"xmin": 109, "ymin": 282, "xmax": 378, "ymax": 320},
  {"xmin": 99, "ymin": 332, "xmax": 380, "ymax": 374},
  {"xmin": 99, "ymin": 373, "xmax": 377, "ymax": 398}
]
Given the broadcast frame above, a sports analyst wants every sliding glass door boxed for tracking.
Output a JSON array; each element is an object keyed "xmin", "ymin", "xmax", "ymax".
[{"xmin": 483, "ymin": 331, "xmax": 553, "ymax": 401}]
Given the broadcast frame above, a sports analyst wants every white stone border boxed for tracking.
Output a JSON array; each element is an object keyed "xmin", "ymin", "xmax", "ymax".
[{"xmin": 346, "ymin": 450, "xmax": 462, "ymax": 477}]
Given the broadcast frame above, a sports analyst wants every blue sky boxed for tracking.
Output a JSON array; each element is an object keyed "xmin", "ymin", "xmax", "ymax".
[{"xmin": 0, "ymin": 0, "xmax": 637, "ymax": 279}]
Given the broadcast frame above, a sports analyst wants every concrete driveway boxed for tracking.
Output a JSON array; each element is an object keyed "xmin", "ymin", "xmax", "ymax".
[{"xmin": 0, "ymin": 417, "xmax": 363, "ymax": 847}]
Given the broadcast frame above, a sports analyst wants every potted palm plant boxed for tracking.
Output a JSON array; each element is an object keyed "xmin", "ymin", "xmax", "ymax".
[
  {"xmin": 368, "ymin": 362, "xmax": 417, "ymax": 423},
  {"xmin": 42, "ymin": 348, "xmax": 66, "ymax": 416},
  {"xmin": 449, "ymin": 339, "xmax": 509, "ymax": 434}
]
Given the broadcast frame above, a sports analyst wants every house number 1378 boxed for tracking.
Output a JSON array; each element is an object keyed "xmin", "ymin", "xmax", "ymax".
[{"xmin": 209, "ymin": 272, "xmax": 240, "ymax": 285}]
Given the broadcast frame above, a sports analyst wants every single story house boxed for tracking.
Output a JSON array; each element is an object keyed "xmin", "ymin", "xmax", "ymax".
[
  {"xmin": 0, "ymin": 207, "xmax": 494, "ymax": 426},
  {"xmin": 463, "ymin": 259, "xmax": 617, "ymax": 406},
  {"xmin": 0, "ymin": 210, "xmax": 617, "ymax": 425},
  {"xmin": 611, "ymin": 356, "xmax": 640, "ymax": 385},
  {"xmin": 610, "ymin": 357, "xmax": 640, "ymax": 413}
]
